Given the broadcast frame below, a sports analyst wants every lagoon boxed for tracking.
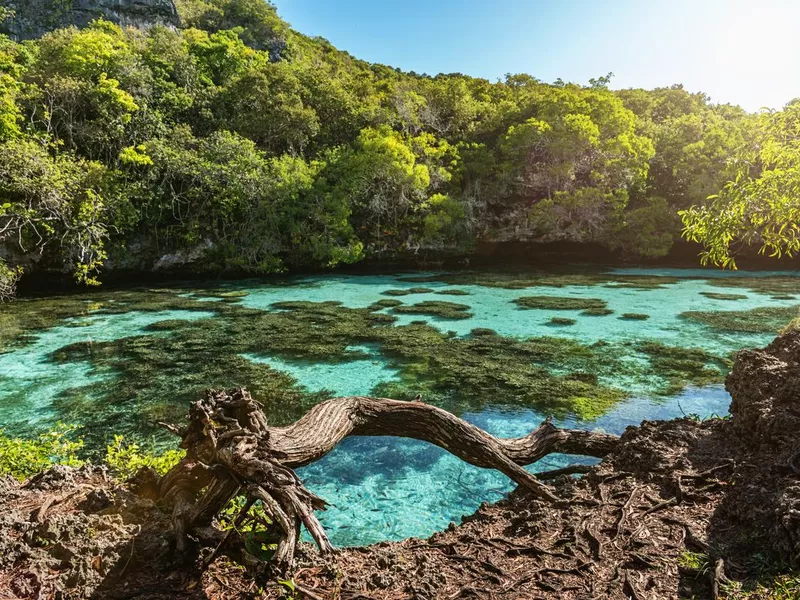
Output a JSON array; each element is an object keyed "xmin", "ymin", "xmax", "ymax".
[{"xmin": 1, "ymin": 266, "xmax": 798, "ymax": 545}]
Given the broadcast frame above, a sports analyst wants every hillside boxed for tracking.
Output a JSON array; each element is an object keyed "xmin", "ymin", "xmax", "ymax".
[{"xmin": 0, "ymin": 0, "xmax": 795, "ymax": 299}]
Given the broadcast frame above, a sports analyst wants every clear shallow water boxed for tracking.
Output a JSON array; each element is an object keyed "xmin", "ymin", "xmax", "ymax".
[{"xmin": 1, "ymin": 267, "xmax": 798, "ymax": 546}]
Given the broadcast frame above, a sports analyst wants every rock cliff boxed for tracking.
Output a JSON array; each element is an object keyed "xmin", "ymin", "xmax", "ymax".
[{"xmin": 0, "ymin": 0, "xmax": 179, "ymax": 40}]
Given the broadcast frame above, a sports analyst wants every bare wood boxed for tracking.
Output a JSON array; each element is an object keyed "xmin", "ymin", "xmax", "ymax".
[{"xmin": 157, "ymin": 388, "xmax": 620, "ymax": 572}]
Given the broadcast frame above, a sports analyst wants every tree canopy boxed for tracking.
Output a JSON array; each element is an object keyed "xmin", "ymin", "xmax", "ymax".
[{"xmin": 0, "ymin": 0, "xmax": 787, "ymax": 298}]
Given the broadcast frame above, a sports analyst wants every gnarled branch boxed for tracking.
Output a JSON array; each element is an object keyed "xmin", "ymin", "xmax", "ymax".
[{"xmin": 158, "ymin": 389, "xmax": 618, "ymax": 571}]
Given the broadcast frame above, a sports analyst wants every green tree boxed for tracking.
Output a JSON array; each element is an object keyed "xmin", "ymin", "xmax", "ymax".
[{"xmin": 681, "ymin": 100, "xmax": 800, "ymax": 268}]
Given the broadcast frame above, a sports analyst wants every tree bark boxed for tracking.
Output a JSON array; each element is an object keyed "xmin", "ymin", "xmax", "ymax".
[{"xmin": 158, "ymin": 388, "xmax": 619, "ymax": 571}]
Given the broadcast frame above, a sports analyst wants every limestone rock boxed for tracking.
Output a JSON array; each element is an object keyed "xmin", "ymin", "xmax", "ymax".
[{"xmin": 0, "ymin": 0, "xmax": 179, "ymax": 40}]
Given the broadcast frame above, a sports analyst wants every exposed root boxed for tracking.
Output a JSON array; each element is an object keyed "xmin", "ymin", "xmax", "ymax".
[{"xmin": 158, "ymin": 388, "xmax": 619, "ymax": 571}]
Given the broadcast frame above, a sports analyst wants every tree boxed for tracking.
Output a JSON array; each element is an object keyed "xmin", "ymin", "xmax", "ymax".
[
  {"xmin": 0, "ymin": 139, "xmax": 115, "ymax": 285},
  {"xmin": 681, "ymin": 100, "xmax": 800, "ymax": 268}
]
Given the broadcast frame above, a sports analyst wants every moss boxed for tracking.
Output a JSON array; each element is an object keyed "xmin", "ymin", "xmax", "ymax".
[
  {"xmin": 681, "ymin": 305, "xmax": 800, "ymax": 334},
  {"xmin": 381, "ymin": 287, "xmax": 433, "ymax": 297},
  {"xmin": 700, "ymin": 292, "xmax": 748, "ymax": 301},
  {"xmin": 392, "ymin": 301, "xmax": 473, "ymax": 320},
  {"xmin": 548, "ymin": 317, "xmax": 576, "ymax": 326},
  {"xmin": 435, "ymin": 289, "xmax": 470, "ymax": 296},
  {"xmin": 514, "ymin": 296, "xmax": 608, "ymax": 311},
  {"xmin": 620, "ymin": 313, "xmax": 650, "ymax": 320},
  {"xmin": 581, "ymin": 308, "xmax": 614, "ymax": 316}
]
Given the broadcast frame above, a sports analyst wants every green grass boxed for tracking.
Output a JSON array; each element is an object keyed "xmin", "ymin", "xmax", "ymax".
[{"xmin": 678, "ymin": 550, "xmax": 710, "ymax": 573}]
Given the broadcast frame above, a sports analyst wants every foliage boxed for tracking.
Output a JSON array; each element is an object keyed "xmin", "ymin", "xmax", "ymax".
[
  {"xmin": 0, "ymin": 425, "xmax": 84, "ymax": 480},
  {"xmin": 681, "ymin": 100, "xmax": 800, "ymax": 268},
  {"xmin": 0, "ymin": 3, "xmax": 774, "ymax": 297},
  {"xmin": 104, "ymin": 434, "xmax": 184, "ymax": 479}
]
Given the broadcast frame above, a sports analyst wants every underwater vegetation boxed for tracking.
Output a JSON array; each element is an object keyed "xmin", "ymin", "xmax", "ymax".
[
  {"xmin": 581, "ymin": 308, "xmax": 615, "ymax": 317},
  {"xmin": 4, "ymin": 284, "xmax": 740, "ymax": 451},
  {"xmin": 705, "ymin": 276, "xmax": 800, "ymax": 296},
  {"xmin": 434, "ymin": 289, "xmax": 470, "ymax": 296},
  {"xmin": 514, "ymin": 296, "xmax": 608, "ymax": 312},
  {"xmin": 681, "ymin": 305, "xmax": 800, "ymax": 334},
  {"xmin": 391, "ymin": 301, "xmax": 473, "ymax": 320},
  {"xmin": 699, "ymin": 292, "xmax": 748, "ymax": 301},
  {"xmin": 7, "ymin": 269, "xmax": 795, "ymax": 454},
  {"xmin": 0, "ymin": 288, "xmax": 222, "ymax": 353},
  {"xmin": 548, "ymin": 317, "xmax": 577, "ymax": 326},
  {"xmin": 400, "ymin": 270, "xmax": 679, "ymax": 290},
  {"xmin": 370, "ymin": 299, "xmax": 404, "ymax": 309},
  {"xmin": 381, "ymin": 288, "xmax": 434, "ymax": 296},
  {"xmin": 633, "ymin": 341, "xmax": 731, "ymax": 395},
  {"xmin": 469, "ymin": 328, "xmax": 497, "ymax": 336}
]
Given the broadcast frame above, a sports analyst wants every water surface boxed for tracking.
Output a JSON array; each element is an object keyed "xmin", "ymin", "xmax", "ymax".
[{"xmin": 1, "ymin": 266, "xmax": 798, "ymax": 545}]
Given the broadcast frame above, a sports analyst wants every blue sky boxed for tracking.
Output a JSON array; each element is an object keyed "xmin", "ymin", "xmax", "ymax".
[{"xmin": 275, "ymin": 0, "xmax": 799, "ymax": 112}]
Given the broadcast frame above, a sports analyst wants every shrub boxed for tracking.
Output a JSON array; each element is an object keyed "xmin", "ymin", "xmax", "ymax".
[
  {"xmin": 104, "ymin": 435, "xmax": 184, "ymax": 479},
  {"xmin": 0, "ymin": 425, "xmax": 84, "ymax": 480}
]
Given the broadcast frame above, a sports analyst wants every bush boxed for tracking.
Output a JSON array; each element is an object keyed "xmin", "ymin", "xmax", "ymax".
[
  {"xmin": 0, "ymin": 425, "xmax": 84, "ymax": 480},
  {"xmin": 104, "ymin": 435, "xmax": 185, "ymax": 479}
]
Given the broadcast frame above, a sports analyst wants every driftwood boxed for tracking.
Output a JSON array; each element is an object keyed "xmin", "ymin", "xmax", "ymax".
[{"xmin": 157, "ymin": 388, "xmax": 619, "ymax": 570}]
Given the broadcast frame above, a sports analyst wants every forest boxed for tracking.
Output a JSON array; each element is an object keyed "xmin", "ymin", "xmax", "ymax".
[{"xmin": 0, "ymin": 0, "xmax": 797, "ymax": 300}]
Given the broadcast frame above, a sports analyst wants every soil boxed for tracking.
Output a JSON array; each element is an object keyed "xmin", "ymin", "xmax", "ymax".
[{"xmin": 1, "ymin": 331, "xmax": 799, "ymax": 599}]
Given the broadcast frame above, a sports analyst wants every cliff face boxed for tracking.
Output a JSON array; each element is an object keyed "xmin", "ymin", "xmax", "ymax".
[{"xmin": 0, "ymin": 0, "xmax": 179, "ymax": 40}]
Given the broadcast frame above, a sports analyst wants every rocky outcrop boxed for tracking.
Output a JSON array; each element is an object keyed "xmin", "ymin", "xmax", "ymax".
[
  {"xmin": 0, "ymin": 0, "xmax": 179, "ymax": 40},
  {"xmin": 725, "ymin": 326, "xmax": 800, "ymax": 563}
]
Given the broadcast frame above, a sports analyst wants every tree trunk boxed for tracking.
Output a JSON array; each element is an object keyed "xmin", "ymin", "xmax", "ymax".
[{"xmin": 158, "ymin": 388, "xmax": 619, "ymax": 571}]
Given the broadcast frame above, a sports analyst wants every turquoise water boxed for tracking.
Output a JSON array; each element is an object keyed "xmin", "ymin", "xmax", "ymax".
[{"xmin": 1, "ymin": 267, "xmax": 798, "ymax": 546}]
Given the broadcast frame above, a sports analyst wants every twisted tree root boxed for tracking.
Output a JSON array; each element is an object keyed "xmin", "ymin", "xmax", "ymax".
[{"xmin": 157, "ymin": 388, "xmax": 619, "ymax": 570}]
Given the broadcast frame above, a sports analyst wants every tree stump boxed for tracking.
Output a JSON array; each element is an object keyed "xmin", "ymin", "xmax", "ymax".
[{"xmin": 157, "ymin": 388, "xmax": 619, "ymax": 570}]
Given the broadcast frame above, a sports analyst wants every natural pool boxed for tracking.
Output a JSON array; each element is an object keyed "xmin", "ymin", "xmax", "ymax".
[{"xmin": 1, "ymin": 266, "xmax": 799, "ymax": 546}]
